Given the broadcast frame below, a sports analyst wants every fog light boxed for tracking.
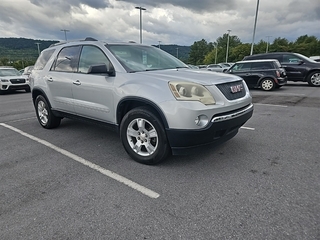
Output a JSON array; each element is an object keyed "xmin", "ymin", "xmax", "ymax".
[{"xmin": 195, "ymin": 115, "xmax": 209, "ymax": 127}]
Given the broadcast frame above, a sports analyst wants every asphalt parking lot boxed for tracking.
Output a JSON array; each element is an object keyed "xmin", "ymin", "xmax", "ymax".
[{"xmin": 1, "ymin": 82, "xmax": 319, "ymax": 239}]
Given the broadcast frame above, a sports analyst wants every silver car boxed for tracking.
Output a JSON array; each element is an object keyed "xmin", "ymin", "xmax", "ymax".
[{"xmin": 30, "ymin": 37, "xmax": 253, "ymax": 164}]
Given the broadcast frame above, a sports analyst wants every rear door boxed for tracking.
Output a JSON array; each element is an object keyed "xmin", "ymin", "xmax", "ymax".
[{"xmin": 47, "ymin": 46, "xmax": 81, "ymax": 113}]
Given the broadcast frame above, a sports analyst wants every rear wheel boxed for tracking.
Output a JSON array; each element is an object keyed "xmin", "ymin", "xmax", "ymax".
[
  {"xmin": 307, "ymin": 71, "xmax": 320, "ymax": 87},
  {"xmin": 35, "ymin": 95, "xmax": 61, "ymax": 129},
  {"xmin": 120, "ymin": 107, "xmax": 170, "ymax": 164},
  {"xmin": 260, "ymin": 78, "xmax": 275, "ymax": 91}
]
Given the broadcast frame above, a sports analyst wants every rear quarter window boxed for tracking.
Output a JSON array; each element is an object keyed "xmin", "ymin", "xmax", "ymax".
[{"xmin": 33, "ymin": 49, "xmax": 55, "ymax": 70}]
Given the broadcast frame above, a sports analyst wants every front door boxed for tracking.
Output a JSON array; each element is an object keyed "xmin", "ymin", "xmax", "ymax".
[{"xmin": 71, "ymin": 45, "xmax": 115, "ymax": 123}]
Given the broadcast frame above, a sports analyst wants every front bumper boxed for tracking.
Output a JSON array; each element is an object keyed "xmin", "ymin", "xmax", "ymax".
[
  {"xmin": 166, "ymin": 103, "xmax": 254, "ymax": 155},
  {"xmin": 1, "ymin": 84, "xmax": 30, "ymax": 91}
]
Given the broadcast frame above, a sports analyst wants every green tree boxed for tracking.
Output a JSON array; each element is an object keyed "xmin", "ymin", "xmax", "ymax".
[
  {"xmin": 228, "ymin": 43, "xmax": 251, "ymax": 62},
  {"xmin": 188, "ymin": 39, "xmax": 213, "ymax": 65}
]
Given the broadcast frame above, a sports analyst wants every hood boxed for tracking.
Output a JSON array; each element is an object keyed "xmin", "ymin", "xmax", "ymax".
[{"xmin": 134, "ymin": 68, "xmax": 242, "ymax": 85}]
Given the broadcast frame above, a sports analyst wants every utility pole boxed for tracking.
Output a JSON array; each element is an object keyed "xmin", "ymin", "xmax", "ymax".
[
  {"xmin": 35, "ymin": 42, "xmax": 41, "ymax": 55},
  {"xmin": 60, "ymin": 29, "xmax": 70, "ymax": 41},
  {"xmin": 250, "ymin": 0, "xmax": 260, "ymax": 55},
  {"xmin": 225, "ymin": 30, "xmax": 231, "ymax": 63},
  {"xmin": 176, "ymin": 47, "xmax": 179, "ymax": 58},
  {"xmin": 266, "ymin": 36, "xmax": 272, "ymax": 53},
  {"xmin": 135, "ymin": 7, "xmax": 146, "ymax": 44},
  {"xmin": 158, "ymin": 41, "xmax": 161, "ymax": 49},
  {"xmin": 215, "ymin": 43, "xmax": 218, "ymax": 64}
]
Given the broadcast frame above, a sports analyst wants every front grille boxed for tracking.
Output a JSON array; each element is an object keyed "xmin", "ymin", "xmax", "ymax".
[
  {"xmin": 216, "ymin": 80, "xmax": 246, "ymax": 100},
  {"xmin": 10, "ymin": 79, "xmax": 26, "ymax": 84}
]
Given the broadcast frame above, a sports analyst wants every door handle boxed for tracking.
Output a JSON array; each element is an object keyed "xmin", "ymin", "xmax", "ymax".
[
  {"xmin": 45, "ymin": 76, "xmax": 53, "ymax": 82},
  {"xmin": 73, "ymin": 80, "xmax": 81, "ymax": 86}
]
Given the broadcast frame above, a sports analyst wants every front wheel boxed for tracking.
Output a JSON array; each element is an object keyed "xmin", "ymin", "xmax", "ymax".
[
  {"xmin": 260, "ymin": 78, "xmax": 275, "ymax": 91},
  {"xmin": 120, "ymin": 107, "xmax": 170, "ymax": 164},
  {"xmin": 35, "ymin": 95, "xmax": 61, "ymax": 129},
  {"xmin": 307, "ymin": 71, "xmax": 320, "ymax": 87}
]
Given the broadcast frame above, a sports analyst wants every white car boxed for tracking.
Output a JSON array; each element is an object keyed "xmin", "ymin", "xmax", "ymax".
[
  {"xmin": 206, "ymin": 64, "xmax": 229, "ymax": 72},
  {"xmin": 0, "ymin": 66, "xmax": 30, "ymax": 94}
]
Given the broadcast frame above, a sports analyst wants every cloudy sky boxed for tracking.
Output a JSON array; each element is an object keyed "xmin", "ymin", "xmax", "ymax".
[{"xmin": 1, "ymin": 0, "xmax": 319, "ymax": 46}]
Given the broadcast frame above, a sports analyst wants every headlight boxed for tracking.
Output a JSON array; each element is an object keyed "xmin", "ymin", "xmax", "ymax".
[
  {"xmin": 0, "ymin": 79, "xmax": 9, "ymax": 82},
  {"xmin": 169, "ymin": 81, "xmax": 215, "ymax": 105}
]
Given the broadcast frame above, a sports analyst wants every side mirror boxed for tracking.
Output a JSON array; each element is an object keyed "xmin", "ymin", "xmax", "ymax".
[
  {"xmin": 88, "ymin": 63, "xmax": 115, "ymax": 76},
  {"xmin": 298, "ymin": 60, "xmax": 304, "ymax": 65}
]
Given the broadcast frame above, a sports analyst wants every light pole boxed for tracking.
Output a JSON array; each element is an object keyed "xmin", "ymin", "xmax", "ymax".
[
  {"xmin": 215, "ymin": 43, "xmax": 218, "ymax": 64},
  {"xmin": 176, "ymin": 47, "xmax": 179, "ymax": 58},
  {"xmin": 266, "ymin": 36, "xmax": 272, "ymax": 53},
  {"xmin": 225, "ymin": 30, "xmax": 231, "ymax": 63},
  {"xmin": 35, "ymin": 42, "xmax": 41, "ymax": 55},
  {"xmin": 158, "ymin": 41, "xmax": 161, "ymax": 49},
  {"xmin": 61, "ymin": 29, "xmax": 70, "ymax": 41},
  {"xmin": 250, "ymin": 0, "xmax": 260, "ymax": 55},
  {"xmin": 135, "ymin": 6, "xmax": 146, "ymax": 44}
]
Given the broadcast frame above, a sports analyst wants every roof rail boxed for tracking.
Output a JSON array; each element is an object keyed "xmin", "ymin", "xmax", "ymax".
[
  {"xmin": 84, "ymin": 37, "xmax": 97, "ymax": 41},
  {"xmin": 49, "ymin": 37, "xmax": 98, "ymax": 48}
]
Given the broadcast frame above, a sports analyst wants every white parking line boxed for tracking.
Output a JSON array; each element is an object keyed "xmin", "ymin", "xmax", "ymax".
[
  {"xmin": 240, "ymin": 126, "xmax": 255, "ymax": 130},
  {"xmin": 0, "ymin": 123, "xmax": 160, "ymax": 199},
  {"xmin": 254, "ymin": 103, "xmax": 288, "ymax": 108}
]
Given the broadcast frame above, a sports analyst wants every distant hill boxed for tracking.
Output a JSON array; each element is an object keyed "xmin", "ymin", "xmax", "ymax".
[
  {"xmin": 153, "ymin": 44, "xmax": 190, "ymax": 62},
  {"xmin": 0, "ymin": 37, "xmax": 190, "ymax": 63},
  {"xmin": 0, "ymin": 38, "xmax": 58, "ymax": 62}
]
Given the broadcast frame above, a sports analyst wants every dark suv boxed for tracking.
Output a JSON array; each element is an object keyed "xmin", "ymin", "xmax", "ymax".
[
  {"xmin": 225, "ymin": 59, "xmax": 287, "ymax": 91},
  {"xmin": 243, "ymin": 52, "xmax": 320, "ymax": 87}
]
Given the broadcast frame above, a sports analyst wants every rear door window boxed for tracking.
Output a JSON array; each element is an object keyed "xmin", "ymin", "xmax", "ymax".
[
  {"xmin": 52, "ymin": 46, "xmax": 81, "ymax": 72},
  {"xmin": 283, "ymin": 54, "xmax": 302, "ymax": 63},
  {"xmin": 251, "ymin": 62, "xmax": 273, "ymax": 70}
]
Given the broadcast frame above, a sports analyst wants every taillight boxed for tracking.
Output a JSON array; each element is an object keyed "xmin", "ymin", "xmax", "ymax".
[{"xmin": 276, "ymin": 70, "xmax": 280, "ymax": 77}]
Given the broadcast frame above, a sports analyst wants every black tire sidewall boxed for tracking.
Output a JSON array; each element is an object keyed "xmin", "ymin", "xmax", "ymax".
[
  {"xmin": 307, "ymin": 71, "xmax": 320, "ymax": 87},
  {"xmin": 35, "ymin": 95, "xmax": 60, "ymax": 129},
  {"xmin": 260, "ymin": 78, "xmax": 275, "ymax": 91},
  {"xmin": 120, "ymin": 107, "xmax": 169, "ymax": 164}
]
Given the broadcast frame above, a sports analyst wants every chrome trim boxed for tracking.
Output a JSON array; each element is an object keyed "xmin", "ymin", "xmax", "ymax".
[{"xmin": 211, "ymin": 103, "xmax": 253, "ymax": 123}]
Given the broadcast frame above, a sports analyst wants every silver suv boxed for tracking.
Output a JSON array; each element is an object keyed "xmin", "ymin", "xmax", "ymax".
[{"xmin": 30, "ymin": 37, "xmax": 253, "ymax": 164}]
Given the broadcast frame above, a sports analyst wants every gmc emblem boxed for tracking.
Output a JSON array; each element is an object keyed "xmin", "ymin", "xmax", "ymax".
[{"xmin": 230, "ymin": 84, "xmax": 243, "ymax": 93}]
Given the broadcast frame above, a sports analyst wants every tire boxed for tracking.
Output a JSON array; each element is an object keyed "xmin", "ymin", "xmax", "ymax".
[
  {"xmin": 260, "ymin": 78, "xmax": 275, "ymax": 91},
  {"xmin": 120, "ymin": 107, "xmax": 170, "ymax": 165},
  {"xmin": 307, "ymin": 71, "xmax": 320, "ymax": 87},
  {"xmin": 35, "ymin": 95, "xmax": 61, "ymax": 129}
]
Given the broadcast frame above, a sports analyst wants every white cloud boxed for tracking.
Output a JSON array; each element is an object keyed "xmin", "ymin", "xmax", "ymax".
[{"xmin": 0, "ymin": 0, "xmax": 319, "ymax": 45}]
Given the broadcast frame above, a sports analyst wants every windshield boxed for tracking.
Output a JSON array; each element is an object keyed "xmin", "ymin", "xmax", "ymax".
[
  {"xmin": 0, "ymin": 68, "xmax": 21, "ymax": 77},
  {"xmin": 106, "ymin": 44, "xmax": 188, "ymax": 72}
]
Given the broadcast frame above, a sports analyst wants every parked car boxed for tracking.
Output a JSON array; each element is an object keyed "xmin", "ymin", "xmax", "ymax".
[
  {"xmin": 21, "ymin": 65, "xmax": 34, "ymax": 76},
  {"xmin": 243, "ymin": 52, "xmax": 320, "ymax": 87},
  {"xmin": 0, "ymin": 66, "xmax": 30, "ymax": 94},
  {"xmin": 309, "ymin": 56, "xmax": 320, "ymax": 62},
  {"xmin": 225, "ymin": 59, "xmax": 287, "ymax": 91},
  {"xmin": 218, "ymin": 62, "xmax": 234, "ymax": 67},
  {"xmin": 30, "ymin": 37, "xmax": 253, "ymax": 164},
  {"xmin": 206, "ymin": 64, "xmax": 229, "ymax": 72}
]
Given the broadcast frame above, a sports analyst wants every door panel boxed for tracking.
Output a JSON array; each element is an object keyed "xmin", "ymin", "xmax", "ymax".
[
  {"xmin": 46, "ymin": 72, "xmax": 75, "ymax": 113},
  {"xmin": 72, "ymin": 73, "xmax": 115, "ymax": 123},
  {"xmin": 71, "ymin": 45, "xmax": 115, "ymax": 123}
]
